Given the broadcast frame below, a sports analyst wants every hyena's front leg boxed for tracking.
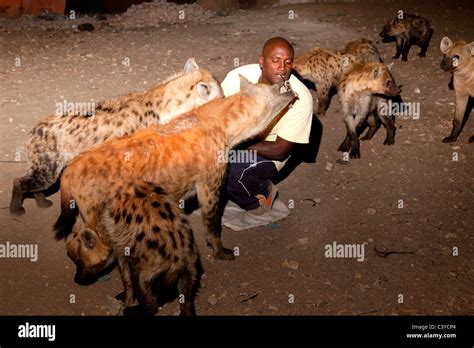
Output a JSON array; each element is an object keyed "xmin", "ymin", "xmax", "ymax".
[
  {"xmin": 443, "ymin": 93, "xmax": 469, "ymax": 143},
  {"xmin": 339, "ymin": 118, "xmax": 367, "ymax": 153},
  {"xmin": 116, "ymin": 255, "xmax": 135, "ymax": 308},
  {"xmin": 343, "ymin": 112, "xmax": 367, "ymax": 159},
  {"xmin": 401, "ymin": 41, "xmax": 411, "ymax": 61},
  {"xmin": 123, "ymin": 272, "xmax": 158, "ymax": 317},
  {"xmin": 195, "ymin": 178, "xmax": 234, "ymax": 261},
  {"xmin": 379, "ymin": 115, "xmax": 396, "ymax": 145},
  {"xmin": 360, "ymin": 113, "xmax": 381, "ymax": 141},
  {"xmin": 393, "ymin": 38, "xmax": 404, "ymax": 59}
]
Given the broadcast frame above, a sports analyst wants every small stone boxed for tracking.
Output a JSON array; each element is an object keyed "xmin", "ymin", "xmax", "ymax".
[
  {"xmin": 444, "ymin": 233, "xmax": 456, "ymax": 239},
  {"xmin": 325, "ymin": 162, "xmax": 333, "ymax": 171},
  {"xmin": 296, "ymin": 237, "xmax": 309, "ymax": 246},
  {"xmin": 282, "ymin": 259, "xmax": 299, "ymax": 270},
  {"xmin": 239, "ymin": 281, "xmax": 250, "ymax": 287},
  {"xmin": 367, "ymin": 208, "xmax": 376, "ymax": 215},
  {"xmin": 208, "ymin": 295, "xmax": 218, "ymax": 306},
  {"xmin": 78, "ymin": 23, "xmax": 95, "ymax": 32},
  {"xmin": 414, "ymin": 88, "xmax": 421, "ymax": 94},
  {"xmin": 269, "ymin": 305, "xmax": 279, "ymax": 311}
]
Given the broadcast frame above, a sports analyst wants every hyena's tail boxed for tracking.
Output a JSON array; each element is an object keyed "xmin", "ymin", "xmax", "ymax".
[{"xmin": 53, "ymin": 179, "xmax": 78, "ymax": 240}]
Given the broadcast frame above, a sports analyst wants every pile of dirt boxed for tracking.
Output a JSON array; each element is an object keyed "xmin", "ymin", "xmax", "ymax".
[{"xmin": 109, "ymin": 0, "xmax": 213, "ymax": 29}]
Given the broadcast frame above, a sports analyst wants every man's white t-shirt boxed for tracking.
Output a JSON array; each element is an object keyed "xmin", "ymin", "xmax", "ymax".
[{"xmin": 220, "ymin": 64, "xmax": 313, "ymax": 171}]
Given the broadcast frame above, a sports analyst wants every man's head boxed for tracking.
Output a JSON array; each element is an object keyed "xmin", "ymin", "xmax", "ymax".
[{"xmin": 258, "ymin": 37, "xmax": 294, "ymax": 85}]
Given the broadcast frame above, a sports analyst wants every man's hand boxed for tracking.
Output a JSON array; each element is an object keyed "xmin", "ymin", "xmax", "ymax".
[{"xmin": 248, "ymin": 136, "xmax": 294, "ymax": 161}]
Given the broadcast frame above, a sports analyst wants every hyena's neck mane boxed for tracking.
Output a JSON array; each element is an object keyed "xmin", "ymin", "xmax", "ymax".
[
  {"xmin": 343, "ymin": 74, "xmax": 374, "ymax": 99},
  {"xmin": 188, "ymin": 93, "xmax": 262, "ymax": 148}
]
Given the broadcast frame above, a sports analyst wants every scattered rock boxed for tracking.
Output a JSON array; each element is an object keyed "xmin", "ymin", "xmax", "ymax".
[
  {"xmin": 282, "ymin": 259, "xmax": 299, "ymax": 270},
  {"xmin": 296, "ymin": 237, "xmax": 309, "ymax": 246},
  {"xmin": 208, "ymin": 295, "xmax": 218, "ymax": 306},
  {"xmin": 367, "ymin": 208, "xmax": 376, "ymax": 215},
  {"xmin": 78, "ymin": 23, "xmax": 95, "ymax": 32}
]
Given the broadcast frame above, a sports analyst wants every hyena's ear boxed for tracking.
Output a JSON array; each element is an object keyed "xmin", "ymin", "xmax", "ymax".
[
  {"xmin": 371, "ymin": 65, "xmax": 383, "ymax": 79},
  {"xmin": 238, "ymin": 75, "xmax": 253, "ymax": 92},
  {"xmin": 183, "ymin": 58, "xmax": 199, "ymax": 73},
  {"xmin": 466, "ymin": 42, "xmax": 474, "ymax": 56},
  {"xmin": 80, "ymin": 228, "xmax": 97, "ymax": 250},
  {"xmin": 440, "ymin": 37, "xmax": 453, "ymax": 54},
  {"xmin": 196, "ymin": 82, "xmax": 212, "ymax": 100},
  {"xmin": 386, "ymin": 62, "xmax": 394, "ymax": 71}
]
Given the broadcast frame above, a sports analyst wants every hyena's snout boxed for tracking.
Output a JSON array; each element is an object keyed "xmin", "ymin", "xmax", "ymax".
[
  {"xmin": 385, "ymin": 82, "xmax": 401, "ymax": 97},
  {"xmin": 74, "ymin": 268, "xmax": 99, "ymax": 285},
  {"xmin": 440, "ymin": 57, "xmax": 456, "ymax": 72}
]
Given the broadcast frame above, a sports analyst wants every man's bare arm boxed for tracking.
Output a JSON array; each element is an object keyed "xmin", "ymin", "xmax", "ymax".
[{"xmin": 248, "ymin": 136, "xmax": 294, "ymax": 161}]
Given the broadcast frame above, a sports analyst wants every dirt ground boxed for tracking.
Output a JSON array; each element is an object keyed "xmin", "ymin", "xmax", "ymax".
[{"xmin": 0, "ymin": 0, "xmax": 473, "ymax": 316}]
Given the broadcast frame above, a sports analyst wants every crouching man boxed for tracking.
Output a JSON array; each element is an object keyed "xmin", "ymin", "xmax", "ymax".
[{"xmin": 221, "ymin": 37, "xmax": 313, "ymax": 214}]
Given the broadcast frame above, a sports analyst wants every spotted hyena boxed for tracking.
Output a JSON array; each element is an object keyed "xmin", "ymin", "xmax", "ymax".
[
  {"xmin": 440, "ymin": 37, "xmax": 474, "ymax": 143},
  {"xmin": 54, "ymin": 77, "xmax": 295, "ymax": 260},
  {"xmin": 343, "ymin": 38, "xmax": 402, "ymax": 144},
  {"xmin": 10, "ymin": 58, "xmax": 223, "ymax": 216},
  {"xmin": 66, "ymin": 181, "xmax": 202, "ymax": 316},
  {"xmin": 293, "ymin": 47, "xmax": 357, "ymax": 116},
  {"xmin": 337, "ymin": 62, "xmax": 400, "ymax": 159},
  {"xmin": 379, "ymin": 13, "xmax": 433, "ymax": 61}
]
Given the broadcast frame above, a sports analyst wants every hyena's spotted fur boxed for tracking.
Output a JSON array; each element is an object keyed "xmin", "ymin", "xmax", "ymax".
[
  {"xmin": 67, "ymin": 182, "xmax": 202, "ymax": 316},
  {"xmin": 379, "ymin": 13, "xmax": 433, "ymax": 61},
  {"xmin": 343, "ymin": 38, "xmax": 383, "ymax": 64},
  {"xmin": 440, "ymin": 37, "xmax": 474, "ymax": 143},
  {"xmin": 337, "ymin": 62, "xmax": 400, "ymax": 159},
  {"xmin": 293, "ymin": 47, "xmax": 358, "ymax": 116},
  {"xmin": 10, "ymin": 59, "xmax": 223, "ymax": 216},
  {"xmin": 54, "ymin": 77, "xmax": 295, "ymax": 260},
  {"xmin": 343, "ymin": 38, "xmax": 401, "ymax": 145}
]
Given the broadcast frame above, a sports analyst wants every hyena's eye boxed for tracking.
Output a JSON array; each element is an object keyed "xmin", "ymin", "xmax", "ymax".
[{"xmin": 386, "ymin": 80, "xmax": 393, "ymax": 87}]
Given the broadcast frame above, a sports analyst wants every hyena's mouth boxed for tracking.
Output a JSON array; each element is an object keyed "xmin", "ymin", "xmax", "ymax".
[{"xmin": 440, "ymin": 60, "xmax": 457, "ymax": 72}]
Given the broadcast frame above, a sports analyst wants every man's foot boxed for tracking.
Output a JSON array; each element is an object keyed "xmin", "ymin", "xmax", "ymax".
[{"xmin": 253, "ymin": 183, "xmax": 278, "ymax": 215}]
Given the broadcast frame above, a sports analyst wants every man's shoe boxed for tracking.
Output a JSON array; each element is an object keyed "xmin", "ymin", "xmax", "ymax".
[{"xmin": 254, "ymin": 183, "xmax": 278, "ymax": 213}]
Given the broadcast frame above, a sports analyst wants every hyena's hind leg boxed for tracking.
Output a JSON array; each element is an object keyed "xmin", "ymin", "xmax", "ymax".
[
  {"xmin": 115, "ymin": 255, "xmax": 136, "ymax": 308},
  {"xmin": 10, "ymin": 170, "xmax": 57, "ymax": 216}
]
